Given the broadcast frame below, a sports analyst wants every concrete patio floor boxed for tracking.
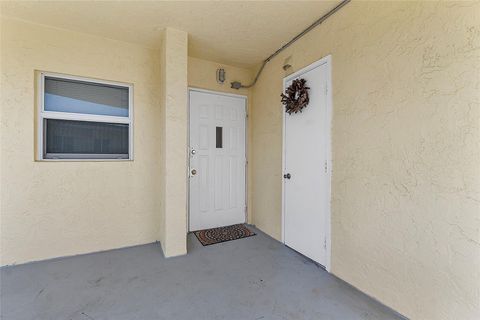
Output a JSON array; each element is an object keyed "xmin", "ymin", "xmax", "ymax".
[{"xmin": 0, "ymin": 227, "xmax": 404, "ymax": 320}]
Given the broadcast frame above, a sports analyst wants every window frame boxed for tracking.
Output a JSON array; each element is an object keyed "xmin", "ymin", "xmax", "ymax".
[{"xmin": 37, "ymin": 71, "xmax": 134, "ymax": 161}]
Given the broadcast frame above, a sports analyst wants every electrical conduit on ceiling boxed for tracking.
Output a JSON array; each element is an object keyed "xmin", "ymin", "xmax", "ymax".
[{"xmin": 230, "ymin": 0, "xmax": 350, "ymax": 89}]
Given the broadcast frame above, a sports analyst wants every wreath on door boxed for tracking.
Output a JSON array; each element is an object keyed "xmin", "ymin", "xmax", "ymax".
[{"xmin": 281, "ymin": 78, "xmax": 310, "ymax": 115}]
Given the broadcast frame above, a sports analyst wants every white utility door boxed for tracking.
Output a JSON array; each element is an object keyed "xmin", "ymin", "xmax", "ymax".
[
  {"xmin": 283, "ymin": 60, "xmax": 330, "ymax": 266},
  {"xmin": 189, "ymin": 90, "xmax": 246, "ymax": 231}
]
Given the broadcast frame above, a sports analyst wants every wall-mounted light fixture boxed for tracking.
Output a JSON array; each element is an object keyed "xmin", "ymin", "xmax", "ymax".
[
  {"xmin": 216, "ymin": 68, "xmax": 226, "ymax": 84},
  {"xmin": 283, "ymin": 56, "xmax": 292, "ymax": 71}
]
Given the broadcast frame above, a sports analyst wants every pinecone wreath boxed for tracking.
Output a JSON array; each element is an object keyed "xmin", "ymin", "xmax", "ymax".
[{"xmin": 281, "ymin": 78, "xmax": 310, "ymax": 115}]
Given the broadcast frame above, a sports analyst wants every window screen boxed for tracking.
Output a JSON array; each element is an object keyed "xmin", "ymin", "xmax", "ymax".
[{"xmin": 45, "ymin": 119, "xmax": 129, "ymax": 158}]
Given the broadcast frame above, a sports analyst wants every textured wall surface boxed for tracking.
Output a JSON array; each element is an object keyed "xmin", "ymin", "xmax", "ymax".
[
  {"xmin": 188, "ymin": 57, "xmax": 252, "ymax": 96},
  {"xmin": 251, "ymin": 2, "xmax": 480, "ymax": 320},
  {"xmin": 187, "ymin": 57, "xmax": 254, "ymax": 223},
  {"xmin": 159, "ymin": 28, "xmax": 188, "ymax": 257},
  {"xmin": 2, "ymin": 3, "xmax": 479, "ymax": 319},
  {"xmin": 0, "ymin": 17, "xmax": 163, "ymax": 265},
  {"xmin": 0, "ymin": 1, "xmax": 339, "ymax": 68}
]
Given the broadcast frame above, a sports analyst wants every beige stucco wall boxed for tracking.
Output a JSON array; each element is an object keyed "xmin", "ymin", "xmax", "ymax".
[
  {"xmin": 251, "ymin": 2, "xmax": 480, "ymax": 320},
  {"xmin": 0, "ymin": 17, "xmax": 163, "ymax": 265},
  {"xmin": 187, "ymin": 56, "xmax": 254, "ymax": 223},
  {"xmin": 188, "ymin": 57, "xmax": 252, "ymax": 97},
  {"xmin": 1, "ymin": 3, "xmax": 479, "ymax": 318},
  {"xmin": 159, "ymin": 28, "xmax": 188, "ymax": 257},
  {"xmin": 0, "ymin": 18, "xmax": 252, "ymax": 264}
]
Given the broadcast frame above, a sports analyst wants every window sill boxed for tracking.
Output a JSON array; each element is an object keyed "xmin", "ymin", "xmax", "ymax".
[{"xmin": 35, "ymin": 158, "xmax": 133, "ymax": 162}]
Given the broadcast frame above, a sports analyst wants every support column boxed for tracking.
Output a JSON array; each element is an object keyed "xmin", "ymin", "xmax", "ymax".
[{"xmin": 159, "ymin": 27, "xmax": 188, "ymax": 257}]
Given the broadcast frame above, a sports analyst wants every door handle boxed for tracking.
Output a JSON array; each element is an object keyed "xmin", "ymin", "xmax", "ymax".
[
  {"xmin": 284, "ymin": 173, "xmax": 291, "ymax": 179},
  {"xmin": 191, "ymin": 169, "xmax": 197, "ymax": 176}
]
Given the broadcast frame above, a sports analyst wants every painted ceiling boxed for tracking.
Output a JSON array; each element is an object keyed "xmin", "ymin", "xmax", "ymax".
[{"xmin": 1, "ymin": 1, "xmax": 341, "ymax": 68}]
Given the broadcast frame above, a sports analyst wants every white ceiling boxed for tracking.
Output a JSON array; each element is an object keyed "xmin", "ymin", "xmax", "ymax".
[{"xmin": 1, "ymin": 1, "xmax": 341, "ymax": 68}]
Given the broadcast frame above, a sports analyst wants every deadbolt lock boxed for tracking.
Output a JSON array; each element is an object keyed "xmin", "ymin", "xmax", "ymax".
[{"xmin": 191, "ymin": 169, "xmax": 197, "ymax": 175}]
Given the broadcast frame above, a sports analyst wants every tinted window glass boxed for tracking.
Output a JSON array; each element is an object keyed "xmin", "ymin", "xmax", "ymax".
[{"xmin": 44, "ymin": 77, "xmax": 129, "ymax": 117}]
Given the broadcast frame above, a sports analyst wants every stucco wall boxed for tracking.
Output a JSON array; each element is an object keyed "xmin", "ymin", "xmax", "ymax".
[
  {"xmin": 0, "ymin": 17, "xmax": 163, "ymax": 265},
  {"xmin": 188, "ymin": 57, "xmax": 252, "ymax": 97},
  {"xmin": 187, "ymin": 57, "xmax": 254, "ymax": 223},
  {"xmin": 250, "ymin": 2, "xmax": 480, "ymax": 320},
  {"xmin": 159, "ymin": 28, "xmax": 188, "ymax": 257}
]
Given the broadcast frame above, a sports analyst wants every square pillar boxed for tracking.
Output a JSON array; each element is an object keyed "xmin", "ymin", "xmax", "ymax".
[{"xmin": 160, "ymin": 28, "xmax": 188, "ymax": 257}]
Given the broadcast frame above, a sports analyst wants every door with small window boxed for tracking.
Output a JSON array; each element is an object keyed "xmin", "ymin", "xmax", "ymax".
[{"xmin": 189, "ymin": 90, "xmax": 246, "ymax": 231}]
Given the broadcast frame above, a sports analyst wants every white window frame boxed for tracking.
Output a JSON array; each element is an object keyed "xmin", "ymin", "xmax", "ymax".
[{"xmin": 37, "ymin": 72, "xmax": 134, "ymax": 161}]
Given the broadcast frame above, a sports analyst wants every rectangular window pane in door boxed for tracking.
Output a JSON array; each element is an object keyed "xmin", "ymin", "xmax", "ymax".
[
  {"xmin": 45, "ymin": 119, "xmax": 129, "ymax": 158},
  {"xmin": 44, "ymin": 77, "xmax": 129, "ymax": 117},
  {"xmin": 216, "ymin": 126, "xmax": 223, "ymax": 148}
]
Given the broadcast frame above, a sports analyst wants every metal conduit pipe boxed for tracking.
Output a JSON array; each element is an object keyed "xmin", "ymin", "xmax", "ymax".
[{"xmin": 231, "ymin": 0, "xmax": 351, "ymax": 89}]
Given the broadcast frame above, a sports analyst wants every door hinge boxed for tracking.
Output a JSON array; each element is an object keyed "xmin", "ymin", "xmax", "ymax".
[
  {"xmin": 324, "ymin": 237, "xmax": 327, "ymax": 249},
  {"xmin": 324, "ymin": 161, "xmax": 327, "ymax": 173}
]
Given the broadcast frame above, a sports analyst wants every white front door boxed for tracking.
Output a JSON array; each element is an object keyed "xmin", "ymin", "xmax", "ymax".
[
  {"xmin": 283, "ymin": 59, "xmax": 331, "ymax": 266},
  {"xmin": 189, "ymin": 90, "xmax": 246, "ymax": 231}
]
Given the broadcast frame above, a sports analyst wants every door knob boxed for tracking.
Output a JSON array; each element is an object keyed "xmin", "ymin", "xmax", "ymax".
[
  {"xmin": 191, "ymin": 149, "xmax": 196, "ymax": 155},
  {"xmin": 284, "ymin": 173, "xmax": 291, "ymax": 179},
  {"xmin": 191, "ymin": 169, "xmax": 197, "ymax": 175}
]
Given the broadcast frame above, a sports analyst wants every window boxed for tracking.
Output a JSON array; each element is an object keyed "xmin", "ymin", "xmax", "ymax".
[
  {"xmin": 216, "ymin": 126, "xmax": 223, "ymax": 148},
  {"xmin": 37, "ymin": 72, "xmax": 133, "ymax": 160}
]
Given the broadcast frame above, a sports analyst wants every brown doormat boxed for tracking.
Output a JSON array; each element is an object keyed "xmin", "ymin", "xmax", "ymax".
[{"xmin": 194, "ymin": 224, "xmax": 256, "ymax": 246}]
